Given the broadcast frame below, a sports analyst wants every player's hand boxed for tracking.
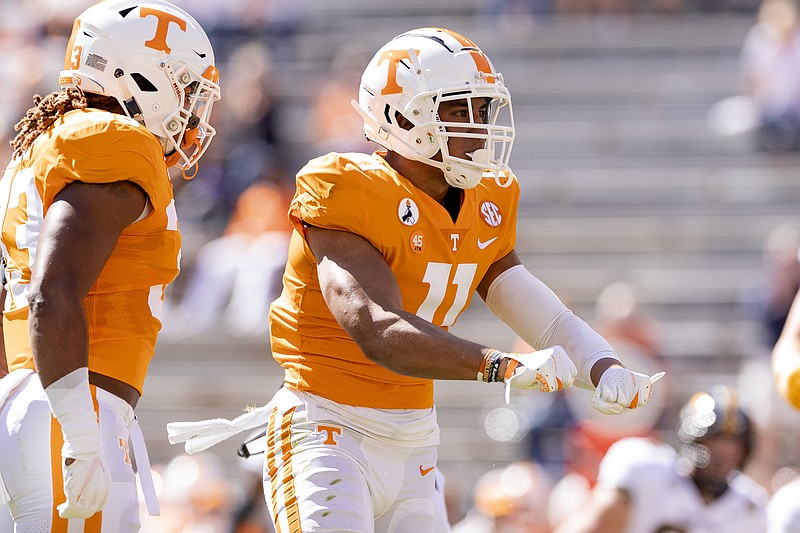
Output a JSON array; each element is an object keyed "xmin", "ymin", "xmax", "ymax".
[
  {"xmin": 43, "ymin": 368, "xmax": 112, "ymax": 519},
  {"xmin": 58, "ymin": 450, "xmax": 112, "ymax": 519},
  {"xmin": 592, "ymin": 367, "xmax": 666, "ymax": 415},
  {"xmin": 503, "ymin": 346, "xmax": 577, "ymax": 403}
]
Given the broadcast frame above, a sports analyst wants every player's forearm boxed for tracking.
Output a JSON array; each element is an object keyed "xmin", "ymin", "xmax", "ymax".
[
  {"xmin": 485, "ymin": 264, "xmax": 619, "ymax": 388},
  {"xmin": 347, "ymin": 306, "xmax": 498, "ymax": 380},
  {"xmin": 29, "ymin": 293, "xmax": 89, "ymax": 388}
]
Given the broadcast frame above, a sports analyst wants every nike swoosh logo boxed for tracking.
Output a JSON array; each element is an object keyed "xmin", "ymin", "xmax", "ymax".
[
  {"xmin": 419, "ymin": 465, "xmax": 435, "ymax": 477},
  {"xmin": 477, "ymin": 237, "xmax": 497, "ymax": 250}
]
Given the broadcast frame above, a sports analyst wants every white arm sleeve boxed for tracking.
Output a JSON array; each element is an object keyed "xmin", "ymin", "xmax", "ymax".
[{"xmin": 485, "ymin": 264, "xmax": 620, "ymax": 389}]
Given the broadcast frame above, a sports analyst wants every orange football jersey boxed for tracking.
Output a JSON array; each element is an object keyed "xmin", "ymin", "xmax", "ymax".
[
  {"xmin": 270, "ymin": 152, "xmax": 519, "ymax": 408},
  {"xmin": 0, "ymin": 109, "xmax": 180, "ymax": 394}
]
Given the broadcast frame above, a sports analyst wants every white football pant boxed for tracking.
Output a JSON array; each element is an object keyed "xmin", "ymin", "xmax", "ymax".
[
  {"xmin": 262, "ymin": 386, "xmax": 450, "ymax": 533},
  {"xmin": 0, "ymin": 370, "xmax": 140, "ymax": 532}
]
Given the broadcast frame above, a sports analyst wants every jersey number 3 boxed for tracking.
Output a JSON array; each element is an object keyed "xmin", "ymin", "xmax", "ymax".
[{"xmin": 416, "ymin": 262, "xmax": 477, "ymax": 327}]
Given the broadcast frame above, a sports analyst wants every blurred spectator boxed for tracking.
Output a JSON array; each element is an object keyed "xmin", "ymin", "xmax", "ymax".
[
  {"xmin": 230, "ymin": 451, "xmax": 276, "ymax": 533},
  {"xmin": 513, "ymin": 334, "xmax": 576, "ymax": 478},
  {"xmin": 141, "ymin": 454, "xmax": 238, "ymax": 533},
  {"xmin": 518, "ymin": 282, "xmax": 667, "ymax": 498},
  {"xmin": 452, "ymin": 461, "xmax": 554, "ymax": 533},
  {"xmin": 215, "ymin": 40, "xmax": 282, "ymax": 218},
  {"xmin": 740, "ymin": 0, "xmax": 800, "ymax": 152},
  {"xmin": 555, "ymin": 0, "xmax": 637, "ymax": 13},
  {"xmin": 547, "ymin": 281, "xmax": 669, "ymax": 526},
  {"xmin": 552, "ymin": 387, "xmax": 768, "ymax": 533},
  {"xmin": 172, "ymin": 0, "xmax": 307, "ymax": 60},
  {"xmin": 160, "ymin": 37, "xmax": 295, "ymax": 341},
  {"xmin": 565, "ymin": 281, "xmax": 670, "ymax": 437},
  {"xmin": 164, "ymin": 180, "xmax": 292, "ymax": 339},
  {"xmin": 437, "ymin": 469, "xmax": 467, "ymax": 529},
  {"xmin": 305, "ymin": 42, "xmax": 375, "ymax": 156},
  {"xmin": 732, "ymin": 224, "xmax": 800, "ymax": 487},
  {"xmin": 750, "ymin": 223, "xmax": 800, "ymax": 351},
  {"xmin": 771, "ymin": 273, "xmax": 800, "ymax": 410},
  {"xmin": 593, "ymin": 281, "xmax": 662, "ymax": 357},
  {"xmin": 478, "ymin": 0, "xmax": 543, "ymax": 43},
  {"xmin": 0, "ymin": 1, "xmax": 64, "ymax": 164}
]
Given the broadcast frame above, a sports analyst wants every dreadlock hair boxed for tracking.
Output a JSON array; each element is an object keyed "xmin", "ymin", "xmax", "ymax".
[{"xmin": 10, "ymin": 87, "xmax": 88, "ymax": 160}]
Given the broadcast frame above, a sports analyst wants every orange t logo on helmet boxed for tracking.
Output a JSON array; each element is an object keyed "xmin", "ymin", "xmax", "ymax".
[
  {"xmin": 379, "ymin": 49, "xmax": 419, "ymax": 95},
  {"xmin": 140, "ymin": 7, "xmax": 187, "ymax": 54}
]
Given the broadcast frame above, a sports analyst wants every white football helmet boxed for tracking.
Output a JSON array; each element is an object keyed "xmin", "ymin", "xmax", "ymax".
[
  {"xmin": 59, "ymin": 0, "xmax": 220, "ymax": 172},
  {"xmin": 352, "ymin": 27, "xmax": 515, "ymax": 189}
]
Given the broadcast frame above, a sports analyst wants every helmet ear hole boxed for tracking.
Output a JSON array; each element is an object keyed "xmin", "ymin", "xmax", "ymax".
[
  {"xmin": 131, "ymin": 73, "xmax": 157, "ymax": 92},
  {"xmin": 394, "ymin": 111, "xmax": 414, "ymax": 131}
]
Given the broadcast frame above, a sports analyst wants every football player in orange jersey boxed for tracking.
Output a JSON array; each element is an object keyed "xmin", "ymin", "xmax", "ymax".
[
  {"xmin": 0, "ymin": 1, "xmax": 220, "ymax": 531},
  {"xmin": 773, "ymin": 289, "xmax": 800, "ymax": 410},
  {"xmin": 169, "ymin": 27, "xmax": 662, "ymax": 532}
]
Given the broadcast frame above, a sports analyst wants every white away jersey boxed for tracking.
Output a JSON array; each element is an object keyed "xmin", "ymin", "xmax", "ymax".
[
  {"xmin": 768, "ymin": 478, "xmax": 800, "ymax": 533},
  {"xmin": 597, "ymin": 437, "xmax": 768, "ymax": 533}
]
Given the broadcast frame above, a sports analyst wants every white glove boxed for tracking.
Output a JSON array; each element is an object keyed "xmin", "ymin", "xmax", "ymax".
[
  {"xmin": 59, "ymin": 453, "xmax": 112, "ymax": 519},
  {"xmin": 503, "ymin": 346, "xmax": 578, "ymax": 403},
  {"xmin": 592, "ymin": 367, "xmax": 666, "ymax": 415},
  {"xmin": 43, "ymin": 368, "xmax": 112, "ymax": 519}
]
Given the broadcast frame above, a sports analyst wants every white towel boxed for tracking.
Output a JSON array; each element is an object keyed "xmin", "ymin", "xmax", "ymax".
[{"xmin": 166, "ymin": 403, "xmax": 273, "ymax": 454}]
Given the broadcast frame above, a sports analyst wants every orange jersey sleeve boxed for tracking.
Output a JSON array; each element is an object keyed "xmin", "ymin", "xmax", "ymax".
[
  {"xmin": 1, "ymin": 109, "xmax": 180, "ymax": 394},
  {"xmin": 270, "ymin": 152, "xmax": 520, "ymax": 408}
]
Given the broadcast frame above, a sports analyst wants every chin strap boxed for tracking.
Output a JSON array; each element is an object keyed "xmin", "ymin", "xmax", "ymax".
[
  {"xmin": 181, "ymin": 162, "xmax": 199, "ymax": 180},
  {"xmin": 493, "ymin": 169, "xmax": 514, "ymax": 188}
]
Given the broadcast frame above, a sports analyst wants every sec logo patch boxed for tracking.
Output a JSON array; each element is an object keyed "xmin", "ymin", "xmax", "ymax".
[
  {"xmin": 480, "ymin": 201, "xmax": 502, "ymax": 227},
  {"xmin": 398, "ymin": 198, "xmax": 419, "ymax": 226}
]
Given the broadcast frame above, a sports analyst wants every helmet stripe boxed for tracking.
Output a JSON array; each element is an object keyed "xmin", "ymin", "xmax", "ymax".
[
  {"xmin": 203, "ymin": 66, "xmax": 220, "ymax": 84},
  {"xmin": 64, "ymin": 19, "xmax": 81, "ymax": 70},
  {"xmin": 435, "ymin": 28, "xmax": 496, "ymax": 83},
  {"xmin": 436, "ymin": 27, "xmax": 479, "ymax": 48},
  {"xmin": 468, "ymin": 51, "xmax": 496, "ymax": 83}
]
